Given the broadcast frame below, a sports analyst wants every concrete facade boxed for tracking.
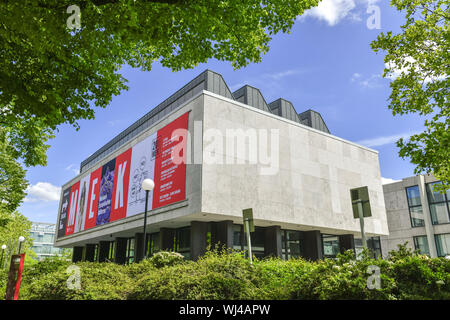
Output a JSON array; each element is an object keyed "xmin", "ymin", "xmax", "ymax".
[
  {"xmin": 380, "ymin": 174, "xmax": 450, "ymax": 258},
  {"xmin": 54, "ymin": 71, "xmax": 388, "ymax": 262}
]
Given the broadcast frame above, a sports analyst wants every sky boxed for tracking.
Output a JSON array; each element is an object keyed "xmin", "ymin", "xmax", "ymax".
[{"xmin": 19, "ymin": 0, "xmax": 425, "ymax": 223}]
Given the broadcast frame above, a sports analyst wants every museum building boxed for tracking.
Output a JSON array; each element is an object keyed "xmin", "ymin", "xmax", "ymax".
[{"xmin": 54, "ymin": 70, "xmax": 388, "ymax": 263}]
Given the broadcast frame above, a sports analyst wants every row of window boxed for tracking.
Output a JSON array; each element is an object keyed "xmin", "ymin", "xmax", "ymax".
[
  {"xmin": 32, "ymin": 245, "xmax": 63, "ymax": 255},
  {"xmin": 30, "ymin": 232, "xmax": 55, "ymax": 243},
  {"xmin": 77, "ymin": 226, "xmax": 382, "ymax": 263},
  {"xmin": 406, "ymin": 181, "xmax": 450, "ymax": 227},
  {"xmin": 413, "ymin": 233, "xmax": 450, "ymax": 257}
]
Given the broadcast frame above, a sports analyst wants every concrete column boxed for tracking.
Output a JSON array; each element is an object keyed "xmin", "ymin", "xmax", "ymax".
[
  {"xmin": 159, "ymin": 228, "xmax": 175, "ymax": 251},
  {"xmin": 212, "ymin": 220, "xmax": 234, "ymax": 251},
  {"xmin": 98, "ymin": 241, "xmax": 111, "ymax": 262},
  {"xmin": 134, "ymin": 233, "xmax": 144, "ymax": 263},
  {"xmin": 72, "ymin": 246, "xmax": 83, "ymax": 263},
  {"xmin": 264, "ymin": 226, "xmax": 282, "ymax": 258},
  {"xmin": 302, "ymin": 230, "xmax": 323, "ymax": 260},
  {"xmin": 418, "ymin": 175, "xmax": 438, "ymax": 257},
  {"xmin": 338, "ymin": 234, "xmax": 355, "ymax": 254},
  {"xmin": 85, "ymin": 244, "xmax": 97, "ymax": 262},
  {"xmin": 114, "ymin": 238, "xmax": 128, "ymax": 264},
  {"xmin": 190, "ymin": 221, "xmax": 209, "ymax": 260}
]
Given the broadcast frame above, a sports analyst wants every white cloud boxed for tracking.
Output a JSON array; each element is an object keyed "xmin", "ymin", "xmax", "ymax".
[
  {"xmin": 229, "ymin": 68, "xmax": 304, "ymax": 92},
  {"xmin": 25, "ymin": 182, "xmax": 61, "ymax": 203},
  {"xmin": 65, "ymin": 164, "xmax": 80, "ymax": 175},
  {"xmin": 385, "ymin": 57, "xmax": 446, "ymax": 84},
  {"xmin": 300, "ymin": 0, "xmax": 380, "ymax": 26},
  {"xmin": 263, "ymin": 69, "xmax": 302, "ymax": 81},
  {"xmin": 356, "ymin": 131, "xmax": 421, "ymax": 148},
  {"xmin": 381, "ymin": 177, "xmax": 400, "ymax": 185},
  {"xmin": 351, "ymin": 72, "xmax": 382, "ymax": 88}
]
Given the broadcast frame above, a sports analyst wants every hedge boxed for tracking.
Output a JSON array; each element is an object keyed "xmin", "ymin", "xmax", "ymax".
[{"xmin": 1, "ymin": 245, "xmax": 449, "ymax": 300}]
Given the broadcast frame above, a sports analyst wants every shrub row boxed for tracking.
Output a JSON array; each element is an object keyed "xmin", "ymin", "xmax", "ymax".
[{"xmin": 2, "ymin": 246, "xmax": 449, "ymax": 300}]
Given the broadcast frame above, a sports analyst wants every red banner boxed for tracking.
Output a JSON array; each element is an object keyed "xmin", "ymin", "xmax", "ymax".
[
  {"xmin": 59, "ymin": 112, "xmax": 189, "ymax": 236},
  {"xmin": 153, "ymin": 113, "xmax": 188, "ymax": 209},
  {"xmin": 84, "ymin": 166, "xmax": 102, "ymax": 230},
  {"xmin": 110, "ymin": 148, "xmax": 132, "ymax": 222},
  {"xmin": 13, "ymin": 254, "xmax": 25, "ymax": 300},
  {"xmin": 65, "ymin": 180, "xmax": 80, "ymax": 236}
]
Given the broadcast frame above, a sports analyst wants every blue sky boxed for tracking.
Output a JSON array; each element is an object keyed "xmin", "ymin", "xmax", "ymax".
[{"xmin": 20, "ymin": 0, "xmax": 425, "ymax": 223}]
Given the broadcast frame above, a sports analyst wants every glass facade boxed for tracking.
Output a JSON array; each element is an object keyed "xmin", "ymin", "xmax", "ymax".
[
  {"xmin": 406, "ymin": 186, "xmax": 425, "ymax": 227},
  {"xmin": 281, "ymin": 230, "xmax": 303, "ymax": 260},
  {"xmin": 126, "ymin": 238, "xmax": 135, "ymax": 264},
  {"xmin": 146, "ymin": 232, "xmax": 160, "ymax": 257},
  {"xmin": 427, "ymin": 182, "xmax": 450, "ymax": 225},
  {"xmin": 413, "ymin": 236, "xmax": 430, "ymax": 256},
  {"xmin": 175, "ymin": 227, "xmax": 191, "ymax": 259},
  {"xmin": 232, "ymin": 225, "xmax": 265, "ymax": 259},
  {"xmin": 435, "ymin": 233, "xmax": 450, "ymax": 257},
  {"xmin": 30, "ymin": 222, "xmax": 64, "ymax": 261},
  {"xmin": 322, "ymin": 235, "xmax": 340, "ymax": 258}
]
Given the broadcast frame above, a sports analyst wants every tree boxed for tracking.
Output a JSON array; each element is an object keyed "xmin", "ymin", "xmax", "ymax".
[
  {"xmin": 0, "ymin": 210, "xmax": 34, "ymax": 269},
  {"xmin": 0, "ymin": 0, "xmax": 319, "ymax": 166},
  {"xmin": 371, "ymin": 0, "xmax": 449, "ymax": 191},
  {"xmin": 0, "ymin": 128, "xmax": 28, "ymax": 213}
]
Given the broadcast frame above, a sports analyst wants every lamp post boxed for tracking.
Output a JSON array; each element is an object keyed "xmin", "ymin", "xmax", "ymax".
[
  {"xmin": 18, "ymin": 236, "xmax": 25, "ymax": 255},
  {"xmin": 1, "ymin": 244, "xmax": 6, "ymax": 269},
  {"xmin": 141, "ymin": 178, "xmax": 155, "ymax": 261}
]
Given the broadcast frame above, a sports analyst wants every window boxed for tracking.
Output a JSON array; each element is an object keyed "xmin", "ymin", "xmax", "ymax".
[
  {"xmin": 367, "ymin": 237, "xmax": 382, "ymax": 259},
  {"xmin": 435, "ymin": 233, "xmax": 450, "ymax": 257},
  {"xmin": 282, "ymin": 230, "xmax": 303, "ymax": 260},
  {"xmin": 233, "ymin": 225, "xmax": 265, "ymax": 259},
  {"xmin": 126, "ymin": 238, "xmax": 135, "ymax": 264},
  {"xmin": 146, "ymin": 232, "xmax": 160, "ymax": 257},
  {"xmin": 322, "ymin": 235, "xmax": 340, "ymax": 259},
  {"xmin": 175, "ymin": 227, "xmax": 191, "ymax": 259},
  {"xmin": 406, "ymin": 186, "xmax": 425, "ymax": 227},
  {"xmin": 427, "ymin": 182, "xmax": 450, "ymax": 225},
  {"xmin": 233, "ymin": 225, "xmax": 244, "ymax": 251},
  {"xmin": 249, "ymin": 227, "xmax": 265, "ymax": 259},
  {"xmin": 413, "ymin": 236, "xmax": 430, "ymax": 256}
]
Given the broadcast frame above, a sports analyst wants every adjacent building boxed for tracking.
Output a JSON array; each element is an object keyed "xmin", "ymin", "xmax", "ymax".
[
  {"xmin": 54, "ymin": 70, "xmax": 388, "ymax": 263},
  {"xmin": 381, "ymin": 174, "xmax": 450, "ymax": 258},
  {"xmin": 30, "ymin": 222, "xmax": 65, "ymax": 261}
]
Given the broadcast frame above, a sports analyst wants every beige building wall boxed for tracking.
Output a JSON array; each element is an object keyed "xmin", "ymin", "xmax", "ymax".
[{"xmin": 200, "ymin": 92, "xmax": 388, "ymax": 237}]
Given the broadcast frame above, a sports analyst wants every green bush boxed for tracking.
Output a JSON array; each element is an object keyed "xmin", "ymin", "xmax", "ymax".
[
  {"xmin": 130, "ymin": 251, "xmax": 264, "ymax": 299},
  {"xmin": 146, "ymin": 251, "xmax": 185, "ymax": 268},
  {"xmin": 5, "ymin": 245, "xmax": 450, "ymax": 300},
  {"xmin": 23, "ymin": 262, "xmax": 134, "ymax": 300}
]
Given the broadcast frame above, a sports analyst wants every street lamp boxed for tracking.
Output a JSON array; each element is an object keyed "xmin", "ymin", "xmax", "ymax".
[
  {"xmin": 1, "ymin": 244, "xmax": 6, "ymax": 269},
  {"xmin": 18, "ymin": 236, "xmax": 25, "ymax": 254},
  {"xmin": 141, "ymin": 178, "xmax": 155, "ymax": 261}
]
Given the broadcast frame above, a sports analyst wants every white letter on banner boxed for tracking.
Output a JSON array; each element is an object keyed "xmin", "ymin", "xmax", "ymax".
[
  {"xmin": 89, "ymin": 178, "xmax": 98, "ymax": 218},
  {"xmin": 115, "ymin": 162, "xmax": 127, "ymax": 209},
  {"xmin": 69, "ymin": 190, "xmax": 78, "ymax": 226}
]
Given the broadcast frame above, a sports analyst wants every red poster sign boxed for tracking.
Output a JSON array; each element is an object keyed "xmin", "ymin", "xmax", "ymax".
[
  {"xmin": 84, "ymin": 166, "xmax": 102, "ymax": 230},
  {"xmin": 110, "ymin": 148, "xmax": 132, "ymax": 222},
  {"xmin": 152, "ymin": 113, "xmax": 188, "ymax": 209},
  {"xmin": 13, "ymin": 254, "xmax": 25, "ymax": 300},
  {"xmin": 65, "ymin": 180, "xmax": 80, "ymax": 236}
]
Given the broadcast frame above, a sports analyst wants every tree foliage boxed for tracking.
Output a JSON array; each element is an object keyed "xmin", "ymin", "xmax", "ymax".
[
  {"xmin": 371, "ymin": 0, "xmax": 449, "ymax": 191},
  {"xmin": 0, "ymin": 210, "xmax": 33, "ymax": 268},
  {"xmin": 0, "ymin": 128, "xmax": 28, "ymax": 213},
  {"xmin": 0, "ymin": 0, "xmax": 319, "ymax": 166}
]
